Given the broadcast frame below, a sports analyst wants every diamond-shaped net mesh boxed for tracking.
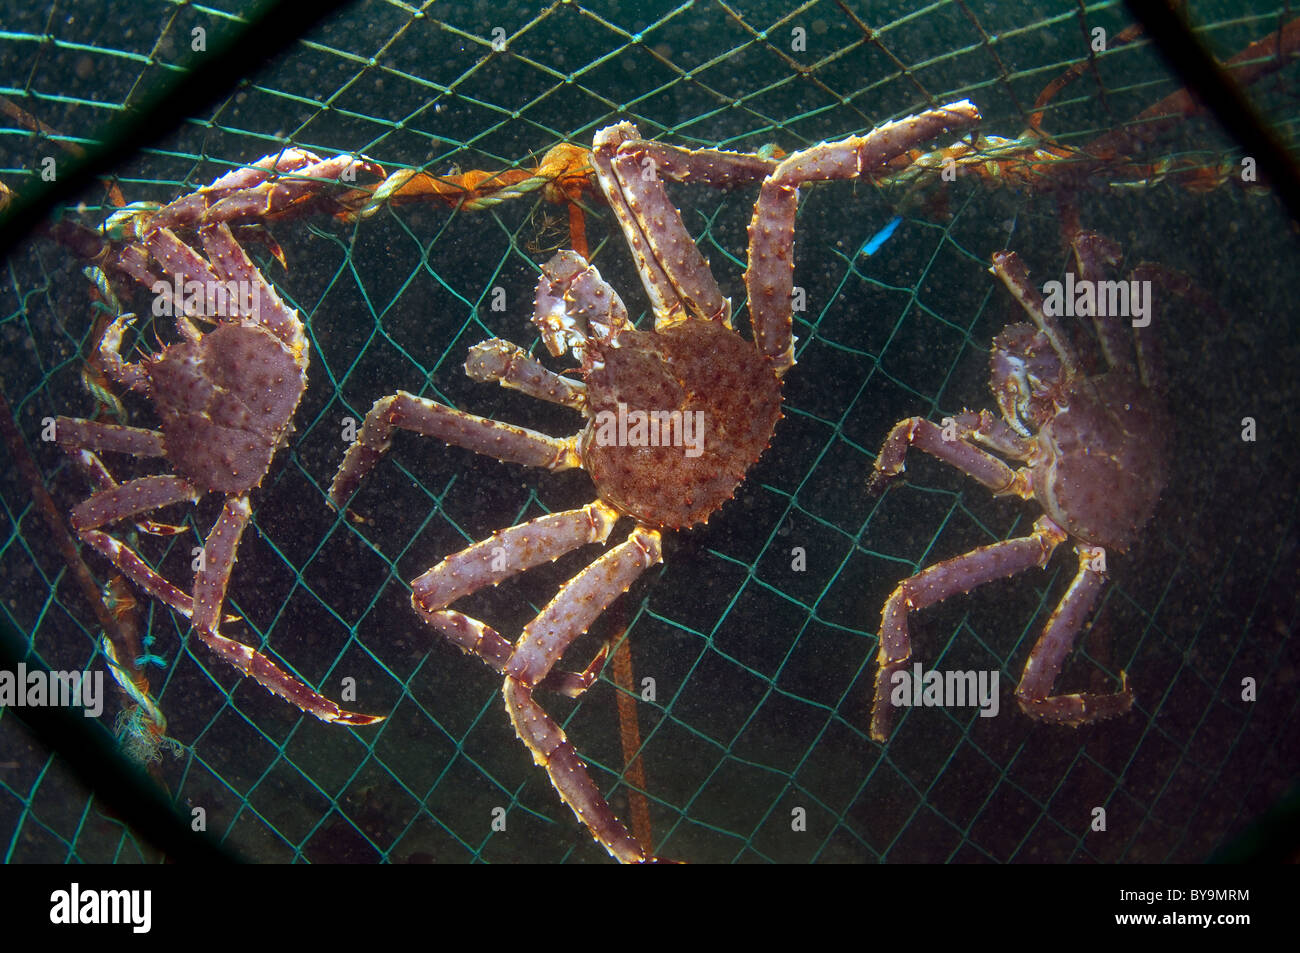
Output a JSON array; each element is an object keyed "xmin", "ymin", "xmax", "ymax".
[{"xmin": 1, "ymin": 0, "xmax": 1297, "ymax": 863}]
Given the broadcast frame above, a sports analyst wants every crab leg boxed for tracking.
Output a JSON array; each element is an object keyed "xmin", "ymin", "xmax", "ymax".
[
  {"xmin": 1069, "ymin": 232, "xmax": 1134, "ymax": 376},
  {"xmin": 329, "ymin": 392, "xmax": 581, "ymax": 506},
  {"xmin": 592, "ymin": 123, "xmax": 731, "ymax": 329},
  {"xmin": 867, "ymin": 416, "xmax": 1029, "ymax": 498},
  {"xmin": 200, "ymin": 223, "xmax": 303, "ymax": 355},
  {"xmin": 951, "ymin": 409, "xmax": 1035, "ymax": 461},
  {"xmin": 501, "ymin": 526, "xmax": 664, "ymax": 863},
  {"xmin": 411, "ymin": 501, "xmax": 621, "ymax": 694},
  {"xmin": 145, "ymin": 227, "xmax": 233, "ymax": 325},
  {"xmin": 872, "ymin": 516, "xmax": 1068, "ymax": 740},
  {"xmin": 56, "ymin": 422, "xmax": 192, "ymax": 536},
  {"xmin": 747, "ymin": 101, "xmax": 982, "ymax": 373},
  {"xmin": 202, "ymin": 154, "xmax": 382, "ymax": 224},
  {"xmin": 150, "ymin": 149, "xmax": 320, "ymax": 230},
  {"xmin": 188, "ymin": 496, "xmax": 383, "ymax": 726},
  {"xmin": 56, "ymin": 418, "xmax": 165, "ymax": 457},
  {"xmin": 464, "ymin": 339, "xmax": 586, "ymax": 410},
  {"xmin": 79, "ymin": 530, "xmax": 197, "ymax": 619},
  {"xmin": 93, "ymin": 312, "xmax": 150, "ymax": 392},
  {"xmin": 991, "ymin": 250, "xmax": 1082, "ymax": 376},
  {"xmin": 631, "ymin": 141, "xmax": 776, "ymax": 188},
  {"xmin": 70, "ymin": 475, "xmax": 200, "ymax": 532},
  {"xmin": 67, "ymin": 475, "xmax": 204, "ymax": 618},
  {"xmin": 1016, "ymin": 545, "xmax": 1133, "ymax": 725}
]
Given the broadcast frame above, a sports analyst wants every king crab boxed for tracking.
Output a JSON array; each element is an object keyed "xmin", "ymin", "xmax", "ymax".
[
  {"xmin": 57, "ymin": 151, "xmax": 387, "ymax": 726},
  {"xmin": 866, "ymin": 230, "xmax": 1171, "ymax": 740},
  {"xmin": 329, "ymin": 102, "xmax": 981, "ymax": 861}
]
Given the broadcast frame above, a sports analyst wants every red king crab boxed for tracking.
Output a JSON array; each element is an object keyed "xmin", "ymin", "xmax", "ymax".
[
  {"xmin": 866, "ymin": 231, "xmax": 1171, "ymax": 740},
  {"xmin": 329, "ymin": 102, "xmax": 981, "ymax": 861},
  {"xmin": 57, "ymin": 150, "xmax": 387, "ymax": 726}
]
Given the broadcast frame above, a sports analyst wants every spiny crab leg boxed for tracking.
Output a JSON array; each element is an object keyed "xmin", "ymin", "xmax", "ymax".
[
  {"xmin": 57, "ymin": 418, "xmax": 164, "ymax": 459},
  {"xmin": 147, "ymin": 149, "xmax": 320, "ymax": 231},
  {"xmin": 410, "ymin": 501, "xmax": 620, "ymax": 696},
  {"xmin": 69, "ymin": 474, "xmax": 205, "ymax": 618},
  {"xmin": 592, "ymin": 123, "xmax": 733, "ymax": 330},
  {"xmin": 872, "ymin": 516, "xmax": 1068, "ymax": 741},
  {"xmin": 630, "ymin": 140, "xmax": 777, "ymax": 188},
  {"xmin": 199, "ymin": 223, "xmax": 303, "ymax": 354},
  {"xmin": 867, "ymin": 415, "xmax": 1030, "ymax": 498},
  {"xmin": 73, "ymin": 483, "xmax": 381, "ymax": 725},
  {"xmin": 990, "ymin": 249, "xmax": 1081, "ymax": 376},
  {"xmin": 329, "ymin": 393, "xmax": 581, "ymax": 506},
  {"xmin": 1069, "ymin": 231, "xmax": 1133, "ymax": 375},
  {"xmin": 502, "ymin": 525, "xmax": 664, "ymax": 864},
  {"xmin": 1017, "ymin": 545, "xmax": 1133, "ymax": 724},
  {"xmin": 464, "ymin": 339, "xmax": 587, "ymax": 411},
  {"xmin": 188, "ymin": 497, "xmax": 383, "ymax": 726},
  {"xmin": 148, "ymin": 150, "xmax": 383, "ymax": 231},
  {"xmin": 748, "ymin": 100, "xmax": 982, "ymax": 374}
]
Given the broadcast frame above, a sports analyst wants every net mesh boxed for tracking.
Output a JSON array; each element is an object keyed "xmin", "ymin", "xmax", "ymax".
[{"xmin": 1, "ymin": 0, "xmax": 1297, "ymax": 863}]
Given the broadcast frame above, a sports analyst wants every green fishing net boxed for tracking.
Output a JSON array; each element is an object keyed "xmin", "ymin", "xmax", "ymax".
[{"xmin": 0, "ymin": 0, "xmax": 1296, "ymax": 863}]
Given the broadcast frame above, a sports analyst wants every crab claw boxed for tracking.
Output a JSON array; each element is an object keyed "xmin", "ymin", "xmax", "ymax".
[{"xmin": 532, "ymin": 250, "xmax": 629, "ymax": 364}]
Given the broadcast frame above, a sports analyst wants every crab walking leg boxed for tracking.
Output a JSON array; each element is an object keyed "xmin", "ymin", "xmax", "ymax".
[
  {"xmin": 745, "ymin": 180, "xmax": 800, "ymax": 371},
  {"xmin": 68, "ymin": 475, "xmax": 204, "ymax": 618},
  {"xmin": 411, "ymin": 501, "xmax": 620, "ymax": 686},
  {"xmin": 200, "ymin": 223, "xmax": 304, "ymax": 354},
  {"xmin": 950, "ymin": 409, "xmax": 1035, "ymax": 461},
  {"xmin": 56, "ymin": 418, "xmax": 165, "ymax": 457},
  {"xmin": 56, "ymin": 430, "xmax": 190, "ymax": 537},
  {"xmin": 631, "ymin": 140, "xmax": 776, "ymax": 188},
  {"xmin": 203, "ymin": 154, "xmax": 384, "ymax": 225},
  {"xmin": 145, "ymin": 226, "xmax": 234, "ymax": 323},
  {"xmin": 872, "ymin": 516, "xmax": 1068, "ymax": 741},
  {"xmin": 464, "ymin": 338, "xmax": 586, "ymax": 410},
  {"xmin": 189, "ymin": 496, "xmax": 384, "ymax": 726},
  {"xmin": 70, "ymin": 474, "xmax": 200, "ymax": 533},
  {"xmin": 503, "ymin": 679, "xmax": 649, "ymax": 863},
  {"xmin": 150, "ymin": 149, "xmax": 320, "ymax": 230},
  {"xmin": 1070, "ymin": 232, "xmax": 1134, "ymax": 375},
  {"xmin": 592, "ymin": 123, "xmax": 731, "ymax": 329},
  {"xmin": 991, "ymin": 251, "xmax": 1082, "ymax": 376},
  {"xmin": 1016, "ymin": 546, "xmax": 1133, "ymax": 725},
  {"xmin": 867, "ymin": 417, "xmax": 1029, "ymax": 498},
  {"xmin": 507, "ymin": 526, "xmax": 663, "ymax": 685},
  {"xmin": 746, "ymin": 101, "xmax": 983, "ymax": 374},
  {"xmin": 502, "ymin": 527, "xmax": 664, "ymax": 863},
  {"xmin": 329, "ymin": 392, "xmax": 581, "ymax": 506},
  {"xmin": 79, "ymin": 531, "xmax": 197, "ymax": 618}
]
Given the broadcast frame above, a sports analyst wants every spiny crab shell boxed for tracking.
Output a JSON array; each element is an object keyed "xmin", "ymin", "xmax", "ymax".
[
  {"xmin": 989, "ymin": 320, "xmax": 1169, "ymax": 553},
  {"xmin": 533, "ymin": 250, "xmax": 783, "ymax": 530},
  {"xmin": 147, "ymin": 320, "xmax": 306, "ymax": 495}
]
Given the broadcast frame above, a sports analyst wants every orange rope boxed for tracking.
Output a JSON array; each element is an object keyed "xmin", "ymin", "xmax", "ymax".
[{"xmin": 610, "ymin": 632, "xmax": 652, "ymax": 850}]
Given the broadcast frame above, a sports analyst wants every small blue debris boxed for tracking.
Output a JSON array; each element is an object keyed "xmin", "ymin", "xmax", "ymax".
[{"xmin": 860, "ymin": 215, "xmax": 903, "ymax": 257}]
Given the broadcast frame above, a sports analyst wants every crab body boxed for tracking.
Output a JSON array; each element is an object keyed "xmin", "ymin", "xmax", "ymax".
[
  {"xmin": 989, "ymin": 323, "xmax": 1169, "ymax": 551},
  {"xmin": 148, "ymin": 321, "xmax": 305, "ymax": 495}
]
